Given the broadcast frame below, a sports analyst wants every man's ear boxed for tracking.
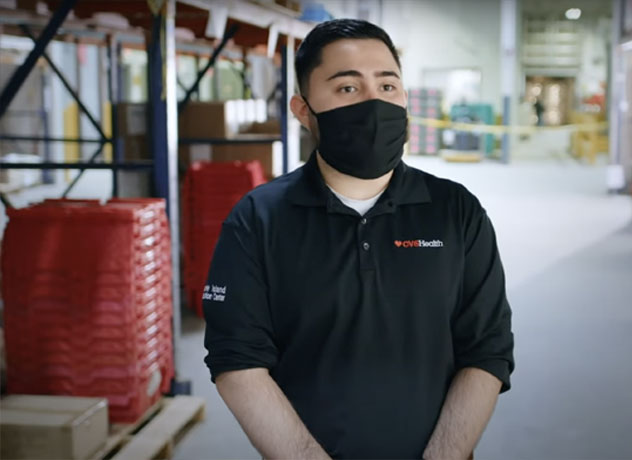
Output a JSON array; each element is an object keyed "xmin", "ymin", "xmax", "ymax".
[{"xmin": 290, "ymin": 94, "xmax": 312, "ymax": 131}]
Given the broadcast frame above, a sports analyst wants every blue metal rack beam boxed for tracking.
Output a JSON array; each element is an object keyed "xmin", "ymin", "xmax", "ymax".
[
  {"xmin": 280, "ymin": 46, "xmax": 289, "ymax": 175},
  {"xmin": 108, "ymin": 36, "xmax": 123, "ymax": 197},
  {"xmin": 148, "ymin": 12, "xmax": 169, "ymax": 206},
  {"xmin": 0, "ymin": 0, "xmax": 77, "ymax": 119},
  {"xmin": 0, "ymin": 162, "xmax": 153, "ymax": 169},
  {"xmin": 146, "ymin": 0, "xmax": 188, "ymax": 394},
  {"xmin": 0, "ymin": 193, "xmax": 13, "ymax": 209},
  {"xmin": 179, "ymin": 137, "xmax": 281, "ymax": 144},
  {"xmin": 0, "ymin": 135, "xmax": 107, "ymax": 143},
  {"xmin": 0, "ymin": 134, "xmax": 283, "ymax": 144}
]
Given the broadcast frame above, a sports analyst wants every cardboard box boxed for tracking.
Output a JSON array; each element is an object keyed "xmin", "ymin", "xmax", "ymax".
[
  {"xmin": 0, "ymin": 395, "xmax": 108, "ymax": 460},
  {"xmin": 179, "ymin": 100, "xmax": 267, "ymax": 139},
  {"xmin": 179, "ymin": 101, "xmax": 231, "ymax": 139},
  {"xmin": 240, "ymin": 119, "xmax": 281, "ymax": 135},
  {"xmin": 112, "ymin": 103, "xmax": 148, "ymax": 160},
  {"xmin": 116, "ymin": 100, "xmax": 269, "ymax": 140},
  {"xmin": 179, "ymin": 138, "xmax": 282, "ymax": 179},
  {"xmin": 16, "ymin": 0, "xmax": 39, "ymax": 12},
  {"xmin": 211, "ymin": 140, "xmax": 282, "ymax": 179},
  {"xmin": 274, "ymin": 0, "xmax": 301, "ymax": 12},
  {"xmin": 120, "ymin": 135, "xmax": 150, "ymax": 160},
  {"xmin": 115, "ymin": 103, "xmax": 147, "ymax": 137},
  {"xmin": 117, "ymin": 102, "xmax": 233, "ymax": 139},
  {"xmin": 179, "ymin": 144, "xmax": 212, "ymax": 167}
]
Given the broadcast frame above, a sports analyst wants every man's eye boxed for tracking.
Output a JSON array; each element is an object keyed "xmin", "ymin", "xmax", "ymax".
[
  {"xmin": 339, "ymin": 86, "xmax": 357, "ymax": 93},
  {"xmin": 383, "ymin": 84, "xmax": 396, "ymax": 92}
]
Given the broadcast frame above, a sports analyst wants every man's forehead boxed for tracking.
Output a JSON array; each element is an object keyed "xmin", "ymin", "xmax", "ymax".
[{"xmin": 317, "ymin": 38, "xmax": 399, "ymax": 72}]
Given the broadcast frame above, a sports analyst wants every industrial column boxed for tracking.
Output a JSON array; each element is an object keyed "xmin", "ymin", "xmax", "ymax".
[
  {"xmin": 499, "ymin": 0, "xmax": 518, "ymax": 164},
  {"xmin": 147, "ymin": 0, "xmax": 186, "ymax": 391},
  {"xmin": 608, "ymin": 0, "xmax": 632, "ymax": 193}
]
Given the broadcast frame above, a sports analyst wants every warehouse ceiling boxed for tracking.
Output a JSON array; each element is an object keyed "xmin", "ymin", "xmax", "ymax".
[
  {"xmin": 521, "ymin": 0, "xmax": 611, "ymax": 19},
  {"xmin": 44, "ymin": 0, "xmax": 210, "ymax": 36},
  {"xmin": 37, "ymin": 0, "xmax": 300, "ymax": 48}
]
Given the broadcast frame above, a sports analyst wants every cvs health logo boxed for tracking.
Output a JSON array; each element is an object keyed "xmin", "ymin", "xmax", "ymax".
[{"xmin": 394, "ymin": 239, "xmax": 444, "ymax": 248}]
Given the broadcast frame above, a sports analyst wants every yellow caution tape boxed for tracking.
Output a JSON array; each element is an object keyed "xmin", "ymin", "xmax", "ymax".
[{"xmin": 408, "ymin": 116, "xmax": 609, "ymax": 135}]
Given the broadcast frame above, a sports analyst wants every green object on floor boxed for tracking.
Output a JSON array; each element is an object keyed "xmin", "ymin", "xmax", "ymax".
[{"xmin": 450, "ymin": 103, "xmax": 495, "ymax": 154}]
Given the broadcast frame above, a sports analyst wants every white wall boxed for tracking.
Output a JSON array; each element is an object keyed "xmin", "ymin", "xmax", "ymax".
[
  {"xmin": 382, "ymin": 0, "xmax": 502, "ymax": 112},
  {"xmin": 310, "ymin": 1, "xmax": 610, "ymax": 122},
  {"xmin": 316, "ymin": 0, "xmax": 504, "ymax": 112},
  {"xmin": 577, "ymin": 16, "xmax": 610, "ymax": 101},
  {"xmin": 317, "ymin": 0, "xmax": 382, "ymax": 24}
]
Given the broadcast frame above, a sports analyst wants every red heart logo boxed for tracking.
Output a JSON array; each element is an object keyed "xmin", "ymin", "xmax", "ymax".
[{"xmin": 394, "ymin": 240, "xmax": 402, "ymax": 247}]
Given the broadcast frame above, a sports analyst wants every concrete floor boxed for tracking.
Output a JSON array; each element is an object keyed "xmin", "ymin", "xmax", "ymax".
[{"xmin": 172, "ymin": 152, "xmax": 632, "ymax": 460}]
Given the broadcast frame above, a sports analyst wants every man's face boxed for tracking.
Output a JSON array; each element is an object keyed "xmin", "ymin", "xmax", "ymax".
[{"xmin": 291, "ymin": 38, "xmax": 407, "ymax": 138}]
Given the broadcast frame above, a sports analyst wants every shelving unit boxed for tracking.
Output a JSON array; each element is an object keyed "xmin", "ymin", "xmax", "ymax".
[{"xmin": 0, "ymin": 0, "xmax": 315, "ymax": 390}]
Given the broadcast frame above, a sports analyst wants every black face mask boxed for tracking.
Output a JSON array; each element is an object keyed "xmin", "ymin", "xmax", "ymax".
[{"xmin": 305, "ymin": 98, "xmax": 408, "ymax": 179}]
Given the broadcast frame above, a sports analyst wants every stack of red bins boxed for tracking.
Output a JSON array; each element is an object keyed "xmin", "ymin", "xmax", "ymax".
[
  {"xmin": 182, "ymin": 160, "xmax": 266, "ymax": 316},
  {"xmin": 1, "ymin": 198, "xmax": 174, "ymax": 423}
]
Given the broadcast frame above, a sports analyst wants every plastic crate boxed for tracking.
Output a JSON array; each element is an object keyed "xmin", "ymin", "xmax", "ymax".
[
  {"xmin": 1, "ymin": 198, "xmax": 174, "ymax": 424},
  {"xmin": 181, "ymin": 160, "xmax": 265, "ymax": 315}
]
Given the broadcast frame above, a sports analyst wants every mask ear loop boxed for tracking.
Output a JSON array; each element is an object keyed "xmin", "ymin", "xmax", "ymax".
[{"xmin": 301, "ymin": 95, "xmax": 317, "ymax": 115}]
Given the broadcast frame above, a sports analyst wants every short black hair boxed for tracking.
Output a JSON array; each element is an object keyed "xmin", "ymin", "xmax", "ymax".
[{"xmin": 295, "ymin": 19, "xmax": 401, "ymax": 96}]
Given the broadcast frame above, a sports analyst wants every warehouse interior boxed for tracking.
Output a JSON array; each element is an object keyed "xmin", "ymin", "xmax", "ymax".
[{"xmin": 0, "ymin": 0, "xmax": 631, "ymax": 459}]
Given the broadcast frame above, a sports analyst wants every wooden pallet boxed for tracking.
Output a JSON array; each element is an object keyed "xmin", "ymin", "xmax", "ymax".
[
  {"xmin": 91, "ymin": 396, "xmax": 206, "ymax": 460},
  {"xmin": 440, "ymin": 150, "xmax": 484, "ymax": 163}
]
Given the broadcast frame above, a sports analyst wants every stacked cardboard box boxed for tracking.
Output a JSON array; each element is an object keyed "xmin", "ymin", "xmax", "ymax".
[
  {"xmin": 115, "ymin": 103, "xmax": 149, "ymax": 160},
  {"xmin": 408, "ymin": 88, "xmax": 443, "ymax": 155},
  {"xmin": 1, "ymin": 395, "xmax": 108, "ymax": 460}
]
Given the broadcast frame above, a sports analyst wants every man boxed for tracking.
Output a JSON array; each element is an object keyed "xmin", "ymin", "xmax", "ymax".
[
  {"xmin": 203, "ymin": 19, "xmax": 514, "ymax": 459},
  {"xmin": 534, "ymin": 97, "xmax": 545, "ymax": 126}
]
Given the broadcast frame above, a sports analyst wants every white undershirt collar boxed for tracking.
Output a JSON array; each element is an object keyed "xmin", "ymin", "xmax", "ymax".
[{"xmin": 326, "ymin": 185, "xmax": 385, "ymax": 216}]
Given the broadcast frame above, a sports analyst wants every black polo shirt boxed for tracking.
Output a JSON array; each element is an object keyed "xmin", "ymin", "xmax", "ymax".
[{"xmin": 203, "ymin": 153, "xmax": 514, "ymax": 459}]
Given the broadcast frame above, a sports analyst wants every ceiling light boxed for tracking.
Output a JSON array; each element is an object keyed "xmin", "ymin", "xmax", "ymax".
[{"xmin": 565, "ymin": 8, "xmax": 582, "ymax": 20}]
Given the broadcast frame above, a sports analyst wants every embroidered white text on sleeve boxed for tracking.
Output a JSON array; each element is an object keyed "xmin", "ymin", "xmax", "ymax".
[{"xmin": 202, "ymin": 284, "xmax": 227, "ymax": 302}]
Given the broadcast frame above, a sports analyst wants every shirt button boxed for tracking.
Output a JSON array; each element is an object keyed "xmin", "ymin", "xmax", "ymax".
[
  {"xmin": 360, "ymin": 218, "xmax": 367, "ymax": 225},
  {"xmin": 362, "ymin": 241, "xmax": 370, "ymax": 251}
]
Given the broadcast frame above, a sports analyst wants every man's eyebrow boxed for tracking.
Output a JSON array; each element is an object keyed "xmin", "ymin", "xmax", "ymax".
[
  {"xmin": 326, "ymin": 69, "xmax": 401, "ymax": 81},
  {"xmin": 376, "ymin": 70, "xmax": 401, "ymax": 79},
  {"xmin": 326, "ymin": 70, "xmax": 363, "ymax": 80}
]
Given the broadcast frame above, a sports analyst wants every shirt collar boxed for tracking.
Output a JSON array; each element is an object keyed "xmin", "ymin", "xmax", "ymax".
[
  {"xmin": 287, "ymin": 152, "xmax": 329, "ymax": 207},
  {"xmin": 288, "ymin": 151, "xmax": 432, "ymax": 211}
]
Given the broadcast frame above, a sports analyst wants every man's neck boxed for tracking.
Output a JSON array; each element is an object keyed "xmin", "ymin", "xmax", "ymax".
[{"xmin": 316, "ymin": 152, "xmax": 393, "ymax": 200}]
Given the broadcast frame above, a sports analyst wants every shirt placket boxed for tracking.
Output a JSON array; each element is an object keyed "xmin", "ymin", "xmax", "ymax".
[{"xmin": 357, "ymin": 216, "xmax": 374, "ymax": 271}]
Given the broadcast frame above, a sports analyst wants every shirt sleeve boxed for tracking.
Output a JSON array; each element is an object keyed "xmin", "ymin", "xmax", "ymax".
[
  {"xmin": 202, "ymin": 199, "xmax": 278, "ymax": 383},
  {"xmin": 452, "ymin": 191, "xmax": 515, "ymax": 392}
]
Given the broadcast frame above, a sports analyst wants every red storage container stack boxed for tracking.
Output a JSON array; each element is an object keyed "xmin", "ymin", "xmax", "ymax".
[
  {"xmin": 182, "ymin": 161, "xmax": 266, "ymax": 316},
  {"xmin": 1, "ymin": 198, "xmax": 174, "ymax": 423}
]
